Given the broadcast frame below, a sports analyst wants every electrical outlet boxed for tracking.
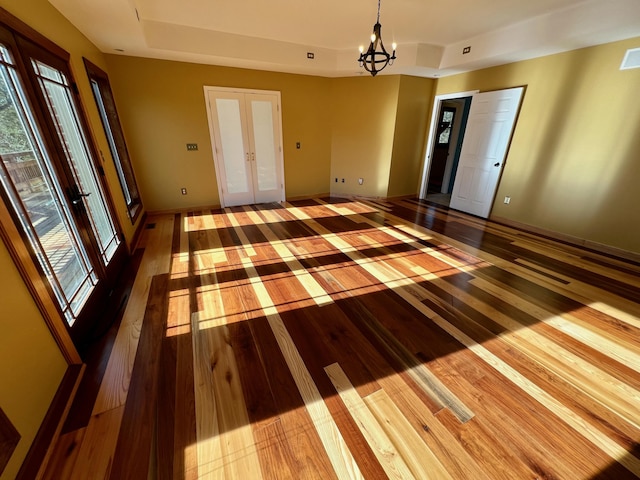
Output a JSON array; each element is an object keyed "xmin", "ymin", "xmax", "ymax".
[
  {"xmin": 181, "ymin": 187, "xmax": 187, "ymax": 195},
  {"xmin": 504, "ymin": 196, "xmax": 511, "ymax": 204},
  {"xmin": 296, "ymin": 142, "xmax": 301, "ymax": 149},
  {"xmin": 358, "ymin": 178, "xmax": 364, "ymax": 185},
  {"xmin": 341, "ymin": 178, "xmax": 345, "ymax": 183},
  {"xmin": 186, "ymin": 143, "xmax": 198, "ymax": 151},
  {"xmin": 463, "ymin": 46, "xmax": 471, "ymax": 54},
  {"xmin": 335, "ymin": 177, "xmax": 338, "ymax": 183}
]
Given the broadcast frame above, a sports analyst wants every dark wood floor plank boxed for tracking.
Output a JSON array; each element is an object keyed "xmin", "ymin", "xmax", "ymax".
[
  {"xmin": 109, "ymin": 273, "xmax": 169, "ymax": 480},
  {"xmin": 276, "ymin": 306, "xmax": 388, "ymax": 480}
]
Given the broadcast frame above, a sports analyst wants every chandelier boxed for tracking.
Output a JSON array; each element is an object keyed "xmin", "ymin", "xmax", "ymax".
[{"xmin": 358, "ymin": 0, "xmax": 397, "ymax": 76}]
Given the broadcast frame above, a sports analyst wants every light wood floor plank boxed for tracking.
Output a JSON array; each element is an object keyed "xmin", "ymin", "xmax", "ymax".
[
  {"xmin": 325, "ymin": 362, "xmax": 414, "ymax": 479},
  {"xmin": 69, "ymin": 406, "xmax": 124, "ymax": 480},
  {"xmin": 363, "ymin": 388, "xmax": 452, "ymax": 480}
]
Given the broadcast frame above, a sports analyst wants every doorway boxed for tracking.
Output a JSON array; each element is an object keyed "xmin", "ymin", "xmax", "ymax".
[
  {"xmin": 420, "ymin": 91, "xmax": 477, "ymax": 204},
  {"xmin": 425, "ymin": 98, "xmax": 472, "ymax": 206},
  {"xmin": 420, "ymin": 88, "xmax": 524, "ymax": 218},
  {"xmin": 204, "ymin": 87, "xmax": 285, "ymax": 208}
]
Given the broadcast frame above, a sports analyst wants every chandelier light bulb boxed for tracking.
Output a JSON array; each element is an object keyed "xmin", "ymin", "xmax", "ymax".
[
  {"xmin": 392, "ymin": 42, "xmax": 397, "ymax": 51},
  {"xmin": 357, "ymin": 0, "xmax": 397, "ymax": 76}
]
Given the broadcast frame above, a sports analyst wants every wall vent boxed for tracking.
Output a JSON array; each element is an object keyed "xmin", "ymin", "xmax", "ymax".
[{"xmin": 620, "ymin": 47, "xmax": 640, "ymax": 70}]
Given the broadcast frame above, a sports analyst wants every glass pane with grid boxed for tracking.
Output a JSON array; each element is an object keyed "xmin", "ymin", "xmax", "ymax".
[
  {"xmin": 0, "ymin": 44, "xmax": 96, "ymax": 324},
  {"xmin": 32, "ymin": 59, "xmax": 120, "ymax": 264}
]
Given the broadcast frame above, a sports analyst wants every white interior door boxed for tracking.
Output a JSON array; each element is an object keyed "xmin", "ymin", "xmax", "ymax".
[
  {"xmin": 246, "ymin": 94, "xmax": 282, "ymax": 204},
  {"xmin": 449, "ymin": 87, "xmax": 523, "ymax": 218},
  {"xmin": 206, "ymin": 88, "xmax": 284, "ymax": 208}
]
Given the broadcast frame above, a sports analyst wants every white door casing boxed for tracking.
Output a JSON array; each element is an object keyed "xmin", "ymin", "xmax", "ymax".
[
  {"xmin": 205, "ymin": 87, "xmax": 285, "ymax": 208},
  {"xmin": 419, "ymin": 90, "xmax": 478, "ymax": 199},
  {"xmin": 449, "ymin": 87, "xmax": 524, "ymax": 218}
]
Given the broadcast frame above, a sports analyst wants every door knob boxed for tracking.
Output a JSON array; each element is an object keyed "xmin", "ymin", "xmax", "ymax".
[{"xmin": 494, "ymin": 162, "xmax": 501, "ymax": 167}]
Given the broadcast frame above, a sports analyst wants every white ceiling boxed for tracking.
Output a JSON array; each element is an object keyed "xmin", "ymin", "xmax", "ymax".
[{"xmin": 49, "ymin": 0, "xmax": 640, "ymax": 77}]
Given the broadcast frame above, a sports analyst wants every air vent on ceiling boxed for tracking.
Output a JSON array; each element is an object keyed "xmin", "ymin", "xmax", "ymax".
[{"xmin": 620, "ymin": 47, "xmax": 640, "ymax": 70}]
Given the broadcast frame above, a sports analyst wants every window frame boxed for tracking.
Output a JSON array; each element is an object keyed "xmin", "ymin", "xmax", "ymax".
[{"xmin": 83, "ymin": 58, "xmax": 142, "ymax": 223}]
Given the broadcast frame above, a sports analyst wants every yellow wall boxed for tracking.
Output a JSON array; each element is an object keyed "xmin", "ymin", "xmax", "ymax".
[
  {"xmin": 435, "ymin": 37, "xmax": 640, "ymax": 254},
  {"xmin": 105, "ymin": 55, "xmax": 333, "ymax": 211},
  {"xmin": 0, "ymin": 0, "xmax": 140, "ymax": 476},
  {"xmin": 388, "ymin": 75, "xmax": 434, "ymax": 197},
  {"xmin": 106, "ymin": 59, "xmax": 432, "ymax": 205},
  {"xmin": 329, "ymin": 76, "xmax": 400, "ymax": 197},
  {"xmin": 0, "ymin": 242, "xmax": 67, "ymax": 480}
]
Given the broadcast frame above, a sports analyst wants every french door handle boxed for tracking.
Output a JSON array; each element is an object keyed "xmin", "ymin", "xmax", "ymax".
[
  {"xmin": 251, "ymin": 152, "xmax": 255, "ymax": 161},
  {"xmin": 246, "ymin": 152, "xmax": 250, "ymax": 162},
  {"xmin": 493, "ymin": 162, "xmax": 501, "ymax": 167},
  {"xmin": 72, "ymin": 192, "xmax": 92, "ymax": 205}
]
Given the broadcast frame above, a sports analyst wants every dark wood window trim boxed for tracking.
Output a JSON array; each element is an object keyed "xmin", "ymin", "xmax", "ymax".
[
  {"xmin": 83, "ymin": 58, "xmax": 142, "ymax": 224},
  {"xmin": 0, "ymin": 406, "xmax": 20, "ymax": 476},
  {"xmin": 0, "ymin": 7, "xmax": 68, "ymax": 61}
]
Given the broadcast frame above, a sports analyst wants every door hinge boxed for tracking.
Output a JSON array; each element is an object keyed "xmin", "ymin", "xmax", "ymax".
[
  {"xmin": 71, "ymin": 82, "xmax": 79, "ymax": 95},
  {"xmin": 97, "ymin": 165, "xmax": 105, "ymax": 176}
]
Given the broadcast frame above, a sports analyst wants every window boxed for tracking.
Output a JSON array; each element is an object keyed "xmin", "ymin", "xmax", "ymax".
[
  {"xmin": 84, "ymin": 59, "xmax": 142, "ymax": 223},
  {"xmin": 437, "ymin": 107, "xmax": 456, "ymax": 145}
]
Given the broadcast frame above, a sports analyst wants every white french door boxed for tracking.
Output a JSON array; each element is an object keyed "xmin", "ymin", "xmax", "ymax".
[
  {"xmin": 205, "ymin": 88, "xmax": 284, "ymax": 207},
  {"xmin": 450, "ymin": 87, "xmax": 524, "ymax": 218}
]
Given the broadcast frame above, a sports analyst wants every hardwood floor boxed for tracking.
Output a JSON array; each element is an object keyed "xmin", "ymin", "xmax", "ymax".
[{"xmin": 43, "ymin": 197, "xmax": 640, "ymax": 479}]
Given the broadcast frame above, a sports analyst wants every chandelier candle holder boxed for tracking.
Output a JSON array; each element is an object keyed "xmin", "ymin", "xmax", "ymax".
[{"xmin": 358, "ymin": 0, "xmax": 397, "ymax": 76}]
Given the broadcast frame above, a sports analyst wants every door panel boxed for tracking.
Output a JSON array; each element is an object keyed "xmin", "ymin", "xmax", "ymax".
[
  {"xmin": 247, "ymin": 95, "xmax": 281, "ymax": 203},
  {"xmin": 0, "ymin": 50, "xmax": 98, "ymax": 323},
  {"xmin": 206, "ymin": 88, "xmax": 284, "ymax": 207},
  {"xmin": 210, "ymin": 93, "xmax": 254, "ymax": 207},
  {"xmin": 32, "ymin": 59, "xmax": 121, "ymax": 265},
  {"xmin": 450, "ymin": 87, "xmax": 523, "ymax": 218}
]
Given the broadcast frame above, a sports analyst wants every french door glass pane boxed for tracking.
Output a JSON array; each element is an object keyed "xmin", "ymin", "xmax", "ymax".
[
  {"xmin": 32, "ymin": 59, "xmax": 120, "ymax": 265},
  {"xmin": 0, "ymin": 45, "xmax": 96, "ymax": 324},
  {"xmin": 215, "ymin": 98, "xmax": 249, "ymax": 194},
  {"xmin": 251, "ymin": 100, "xmax": 277, "ymax": 192}
]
